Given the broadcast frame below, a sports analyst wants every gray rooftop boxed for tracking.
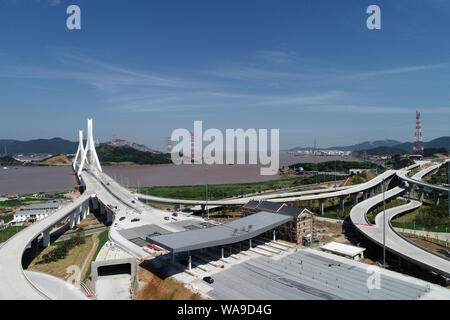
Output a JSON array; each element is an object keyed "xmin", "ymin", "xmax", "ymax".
[
  {"xmin": 277, "ymin": 205, "xmax": 307, "ymax": 218},
  {"xmin": 256, "ymin": 201, "xmax": 284, "ymax": 213},
  {"xmin": 242, "ymin": 200, "xmax": 260, "ymax": 210},
  {"xmin": 22, "ymin": 202, "xmax": 61, "ymax": 211},
  {"xmin": 147, "ymin": 211, "xmax": 293, "ymax": 253}
]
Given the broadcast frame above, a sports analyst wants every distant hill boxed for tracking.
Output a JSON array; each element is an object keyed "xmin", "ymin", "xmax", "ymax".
[
  {"xmin": 288, "ymin": 139, "xmax": 402, "ymax": 152},
  {"xmin": 97, "ymin": 145, "xmax": 171, "ymax": 165},
  {"xmin": 353, "ymin": 146, "xmax": 410, "ymax": 156},
  {"xmin": 0, "ymin": 138, "xmax": 78, "ymax": 155},
  {"xmin": 0, "ymin": 137, "xmax": 164, "ymax": 156},
  {"xmin": 106, "ymin": 139, "xmax": 160, "ymax": 154},
  {"xmin": 287, "ymin": 137, "xmax": 450, "ymax": 154},
  {"xmin": 394, "ymin": 136, "xmax": 450, "ymax": 153}
]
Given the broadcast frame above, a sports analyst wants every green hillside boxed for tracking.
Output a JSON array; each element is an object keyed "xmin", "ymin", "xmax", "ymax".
[{"xmin": 96, "ymin": 145, "xmax": 171, "ymax": 165}]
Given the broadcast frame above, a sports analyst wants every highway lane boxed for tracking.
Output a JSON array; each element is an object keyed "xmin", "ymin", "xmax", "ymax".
[
  {"xmin": 397, "ymin": 164, "xmax": 448, "ymax": 193},
  {"xmin": 357, "ymin": 199, "xmax": 450, "ymax": 278},
  {"xmin": 137, "ymin": 170, "xmax": 398, "ymax": 205}
]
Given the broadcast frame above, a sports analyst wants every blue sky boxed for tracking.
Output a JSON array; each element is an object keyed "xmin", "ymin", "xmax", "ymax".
[{"xmin": 0, "ymin": 0, "xmax": 449, "ymax": 151}]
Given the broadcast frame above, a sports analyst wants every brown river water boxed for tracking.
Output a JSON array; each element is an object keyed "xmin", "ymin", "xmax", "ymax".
[{"xmin": 0, "ymin": 153, "xmax": 356, "ymax": 195}]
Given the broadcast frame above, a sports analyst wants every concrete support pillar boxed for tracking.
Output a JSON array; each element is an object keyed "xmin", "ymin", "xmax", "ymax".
[
  {"xmin": 370, "ymin": 188, "xmax": 375, "ymax": 198},
  {"xmin": 363, "ymin": 191, "xmax": 368, "ymax": 200},
  {"xmin": 171, "ymin": 252, "xmax": 175, "ymax": 263},
  {"xmin": 409, "ymin": 186, "xmax": 415, "ymax": 198},
  {"xmin": 249, "ymin": 239, "xmax": 252, "ymax": 249},
  {"xmin": 188, "ymin": 254, "xmax": 192, "ymax": 271},
  {"xmin": 319, "ymin": 199, "xmax": 324, "ymax": 216},
  {"xmin": 221, "ymin": 247, "xmax": 224, "ymax": 259},
  {"xmin": 173, "ymin": 204, "xmax": 179, "ymax": 212},
  {"xmin": 43, "ymin": 229, "xmax": 50, "ymax": 247},
  {"xmin": 273, "ymin": 229, "xmax": 276, "ymax": 241},
  {"xmin": 82, "ymin": 202, "xmax": 89, "ymax": 219},
  {"xmin": 434, "ymin": 191, "xmax": 440, "ymax": 205},
  {"xmin": 76, "ymin": 209, "xmax": 81, "ymax": 225},
  {"xmin": 106, "ymin": 209, "xmax": 113, "ymax": 224},
  {"xmin": 100, "ymin": 203, "xmax": 105, "ymax": 215},
  {"xmin": 353, "ymin": 194, "xmax": 358, "ymax": 205},
  {"xmin": 69, "ymin": 211, "xmax": 76, "ymax": 229},
  {"xmin": 339, "ymin": 196, "xmax": 345, "ymax": 210},
  {"xmin": 418, "ymin": 187, "xmax": 424, "ymax": 202}
]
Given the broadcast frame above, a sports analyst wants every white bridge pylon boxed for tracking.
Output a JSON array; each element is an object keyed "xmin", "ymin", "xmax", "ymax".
[
  {"xmin": 76, "ymin": 118, "xmax": 103, "ymax": 175},
  {"xmin": 73, "ymin": 130, "xmax": 85, "ymax": 172}
]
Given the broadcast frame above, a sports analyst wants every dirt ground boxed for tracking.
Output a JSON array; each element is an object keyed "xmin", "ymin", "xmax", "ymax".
[
  {"xmin": 135, "ymin": 266, "xmax": 204, "ymax": 300},
  {"xmin": 313, "ymin": 220, "xmax": 379, "ymax": 266},
  {"xmin": 27, "ymin": 236, "xmax": 95, "ymax": 280},
  {"xmin": 402, "ymin": 234, "xmax": 449, "ymax": 258},
  {"xmin": 38, "ymin": 155, "xmax": 72, "ymax": 166},
  {"xmin": 63, "ymin": 191, "xmax": 81, "ymax": 202},
  {"xmin": 78, "ymin": 213, "xmax": 104, "ymax": 228}
]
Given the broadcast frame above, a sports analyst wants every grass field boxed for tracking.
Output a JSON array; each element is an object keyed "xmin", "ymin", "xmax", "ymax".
[
  {"xmin": 0, "ymin": 225, "xmax": 27, "ymax": 242},
  {"xmin": 391, "ymin": 200, "xmax": 450, "ymax": 233},
  {"xmin": 139, "ymin": 175, "xmax": 342, "ymax": 201},
  {"xmin": 27, "ymin": 236, "xmax": 94, "ymax": 280}
]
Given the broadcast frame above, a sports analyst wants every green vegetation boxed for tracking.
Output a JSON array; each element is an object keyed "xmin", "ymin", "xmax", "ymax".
[
  {"xmin": 386, "ymin": 155, "xmax": 415, "ymax": 170},
  {"xmin": 0, "ymin": 226, "xmax": 27, "ymax": 243},
  {"xmin": 0, "ymin": 156, "xmax": 22, "ymax": 166},
  {"xmin": 0, "ymin": 213, "xmax": 14, "ymax": 223},
  {"xmin": 37, "ymin": 228, "xmax": 86, "ymax": 264},
  {"xmin": 140, "ymin": 175, "xmax": 342, "ymax": 200},
  {"xmin": 425, "ymin": 166, "xmax": 448, "ymax": 185},
  {"xmin": 0, "ymin": 198, "xmax": 50, "ymax": 210},
  {"xmin": 84, "ymin": 228, "xmax": 109, "ymax": 281},
  {"xmin": 366, "ymin": 199, "xmax": 408, "ymax": 224},
  {"xmin": 355, "ymin": 146, "xmax": 409, "ymax": 156},
  {"xmin": 97, "ymin": 145, "xmax": 171, "ymax": 165},
  {"xmin": 391, "ymin": 201, "xmax": 450, "ymax": 233},
  {"xmin": 423, "ymin": 147, "xmax": 448, "ymax": 157},
  {"xmin": 288, "ymin": 160, "xmax": 382, "ymax": 173}
]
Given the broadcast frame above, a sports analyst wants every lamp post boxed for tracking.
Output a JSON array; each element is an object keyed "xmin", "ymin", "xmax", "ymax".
[{"xmin": 334, "ymin": 159, "xmax": 337, "ymax": 191}]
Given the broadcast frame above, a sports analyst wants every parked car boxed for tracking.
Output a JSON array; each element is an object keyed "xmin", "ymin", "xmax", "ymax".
[
  {"xmin": 131, "ymin": 200, "xmax": 135, "ymax": 204},
  {"xmin": 131, "ymin": 218, "xmax": 140, "ymax": 222},
  {"xmin": 119, "ymin": 217, "xmax": 125, "ymax": 221},
  {"xmin": 164, "ymin": 216, "xmax": 170, "ymax": 221},
  {"xmin": 172, "ymin": 212, "xmax": 178, "ymax": 217},
  {"xmin": 203, "ymin": 276, "xmax": 214, "ymax": 284}
]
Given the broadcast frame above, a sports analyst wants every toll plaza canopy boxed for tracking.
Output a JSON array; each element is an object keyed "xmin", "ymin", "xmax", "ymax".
[{"xmin": 147, "ymin": 211, "xmax": 293, "ymax": 253}]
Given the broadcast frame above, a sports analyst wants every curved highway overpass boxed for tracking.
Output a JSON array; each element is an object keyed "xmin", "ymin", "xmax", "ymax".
[
  {"xmin": 137, "ymin": 169, "xmax": 401, "ymax": 207},
  {"xmin": 0, "ymin": 192, "xmax": 92, "ymax": 299},
  {"xmin": 397, "ymin": 163, "xmax": 449, "ymax": 193},
  {"xmin": 350, "ymin": 165, "xmax": 450, "ymax": 278}
]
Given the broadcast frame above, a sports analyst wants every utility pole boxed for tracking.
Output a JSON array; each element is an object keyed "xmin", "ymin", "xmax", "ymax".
[
  {"xmin": 314, "ymin": 138, "xmax": 318, "ymax": 185},
  {"xmin": 334, "ymin": 159, "xmax": 337, "ymax": 190},
  {"xmin": 382, "ymin": 179, "xmax": 386, "ymax": 267}
]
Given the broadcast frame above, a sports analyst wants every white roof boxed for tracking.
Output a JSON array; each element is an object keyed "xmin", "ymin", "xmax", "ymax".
[{"xmin": 321, "ymin": 241, "xmax": 365, "ymax": 257}]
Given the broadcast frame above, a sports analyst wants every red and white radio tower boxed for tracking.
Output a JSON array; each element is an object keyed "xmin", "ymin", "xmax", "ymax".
[
  {"xmin": 412, "ymin": 111, "xmax": 424, "ymax": 156},
  {"xmin": 167, "ymin": 136, "xmax": 172, "ymax": 153},
  {"xmin": 190, "ymin": 131, "xmax": 195, "ymax": 162}
]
